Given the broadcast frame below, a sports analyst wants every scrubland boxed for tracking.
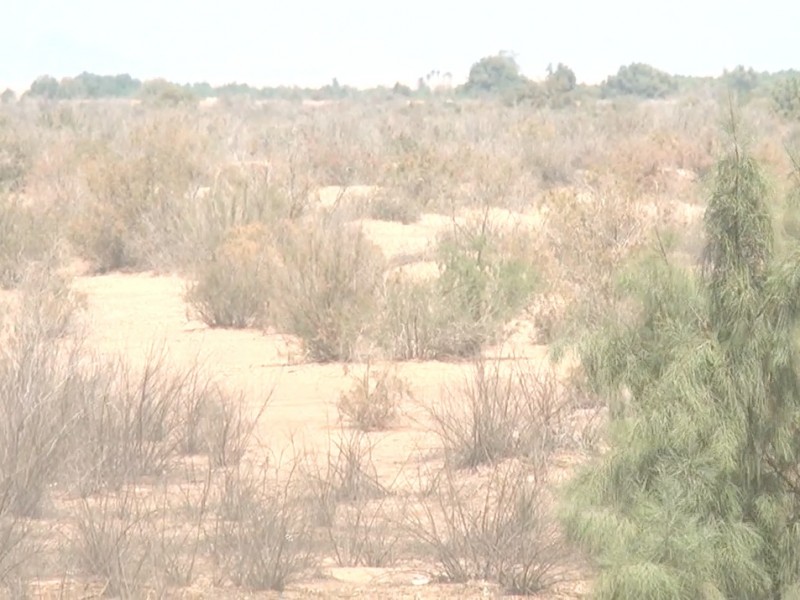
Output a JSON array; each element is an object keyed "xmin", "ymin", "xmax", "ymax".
[{"xmin": 0, "ymin": 92, "xmax": 797, "ymax": 598}]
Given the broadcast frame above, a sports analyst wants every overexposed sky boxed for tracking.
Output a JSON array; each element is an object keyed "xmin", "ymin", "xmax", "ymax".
[{"xmin": 2, "ymin": 0, "xmax": 798, "ymax": 91}]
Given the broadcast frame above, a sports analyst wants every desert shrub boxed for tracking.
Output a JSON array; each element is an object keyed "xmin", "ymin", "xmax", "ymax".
[
  {"xmin": 200, "ymin": 383, "xmax": 268, "ymax": 469},
  {"xmin": 71, "ymin": 116, "xmax": 206, "ymax": 272},
  {"xmin": 269, "ymin": 217, "xmax": 385, "ymax": 362},
  {"xmin": 429, "ymin": 358, "xmax": 572, "ymax": 469},
  {"xmin": 0, "ymin": 196, "xmax": 61, "ymax": 289},
  {"xmin": 0, "ymin": 117, "xmax": 31, "ymax": 194},
  {"xmin": 365, "ymin": 192, "xmax": 421, "ymax": 224},
  {"xmin": 303, "ymin": 428, "xmax": 386, "ymax": 528},
  {"xmin": 436, "ymin": 217, "xmax": 537, "ymax": 327},
  {"xmin": 0, "ymin": 269, "xmax": 87, "ymax": 517},
  {"xmin": 302, "ymin": 428, "xmax": 396, "ymax": 568},
  {"xmin": 186, "ymin": 223, "xmax": 274, "ymax": 328},
  {"xmin": 211, "ymin": 463, "xmax": 314, "ymax": 591},
  {"xmin": 337, "ymin": 363, "xmax": 411, "ymax": 431},
  {"xmin": 407, "ymin": 460, "xmax": 567, "ymax": 594},
  {"xmin": 380, "ymin": 214, "xmax": 538, "ymax": 359},
  {"xmin": 72, "ymin": 487, "xmax": 153, "ymax": 598}
]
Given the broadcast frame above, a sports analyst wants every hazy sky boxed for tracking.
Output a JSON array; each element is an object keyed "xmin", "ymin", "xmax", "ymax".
[{"xmin": 2, "ymin": 0, "xmax": 798, "ymax": 91}]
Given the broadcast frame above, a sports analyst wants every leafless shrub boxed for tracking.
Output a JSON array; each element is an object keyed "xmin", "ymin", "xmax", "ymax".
[
  {"xmin": 72, "ymin": 486, "xmax": 153, "ymax": 598},
  {"xmin": 0, "ymin": 494, "xmax": 30, "ymax": 590},
  {"xmin": 301, "ymin": 428, "xmax": 398, "ymax": 567},
  {"xmin": 325, "ymin": 497, "xmax": 402, "ymax": 568},
  {"xmin": 200, "ymin": 383, "xmax": 269, "ymax": 469},
  {"xmin": 428, "ymin": 357, "xmax": 573, "ymax": 469},
  {"xmin": 70, "ymin": 115, "xmax": 208, "ymax": 272},
  {"xmin": 147, "ymin": 466, "xmax": 213, "ymax": 588},
  {"xmin": 407, "ymin": 460, "xmax": 568, "ymax": 594},
  {"xmin": 337, "ymin": 362, "xmax": 411, "ymax": 431},
  {"xmin": 210, "ymin": 461, "xmax": 314, "ymax": 591},
  {"xmin": 69, "ymin": 348, "xmax": 186, "ymax": 493},
  {"xmin": 0, "ymin": 269, "xmax": 87, "ymax": 517},
  {"xmin": 303, "ymin": 428, "xmax": 387, "ymax": 529}
]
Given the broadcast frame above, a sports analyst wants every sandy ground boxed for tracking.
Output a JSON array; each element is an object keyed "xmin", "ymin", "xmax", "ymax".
[
  {"xmin": 56, "ymin": 203, "xmax": 597, "ymax": 598},
  {"xmin": 65, "ymin": 267, "xmax": 589, "ymax": 599}
]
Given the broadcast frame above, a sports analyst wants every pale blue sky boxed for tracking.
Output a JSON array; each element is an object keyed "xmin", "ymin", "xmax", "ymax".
[{"xmin": 2, "ymin": 0, "xmax": 798, "ymax": 91}]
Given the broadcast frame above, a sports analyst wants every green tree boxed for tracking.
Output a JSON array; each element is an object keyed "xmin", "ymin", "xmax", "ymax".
[
  {"xmin": 773, "ymin": 76, "xmax": 800, "ymax": 120},
  {"xmin": 27, "ymin": 75, "xmax": 60, "ymax": 99},
  {"xmin": 139, "ymin": 79, "xmax": 196, "ymax": 106},
  {"xmin": 601, "ymin": 62, "xmax": 677, "ymax": 98},
  {"xmin": 462, "ymin": 52, "xmax": 527, "ymax": 95},
  {"xmin": 0, "ymin": 89, "xmax": 15, "ymax": 104},
  {"xmin": 546, "ymin": 62, "xmax": 576, "ymax": 93},
  {"xmin": 562, "ymin": 119, "xmax": 800, "ymax": 598},
  {"xmin": 723, "ymin": 65, "xmax": 761, "ymax": 100}
]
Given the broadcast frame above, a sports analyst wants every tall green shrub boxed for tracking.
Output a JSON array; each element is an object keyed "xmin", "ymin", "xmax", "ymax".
[{"xmin": 562, "ymin": 122, "xmax": 800, "ymax": 598}]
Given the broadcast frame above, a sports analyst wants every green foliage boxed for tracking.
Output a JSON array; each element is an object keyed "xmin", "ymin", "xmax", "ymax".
[
  {"xmin": 562, "ymin": 125, "xmax": 800, "ymax": 598},
  {"xmin": 462, "ymin": 53, "xmax": 528, "ymax": 96},
  {"xmin": 601, "ymin": 63, "xmax": 677, "ymax": 99},
  {"xmin": 436, "ymin": 217, "xmax": 537, "ymax": 328},
  {"xmin": 25, "ymin": 72, "xmax": 141, "ymax": 99},
  {"xmin": 139, "ymin": 79, "xmax": 197, "ymax": 106},
  {"xmin": 380, "ymin": 216, "xmax": 539, "ymax": 359},
  {"xmin": 0, "ymin": 89, "xmax": 15, "ymax": 104},
  {"xmin": 773, "ymin": 77, "xmax": 800, "ymax": 120},
  {"xmin": 723, "ymin": 65, "xmax": 761, "ymax": 102}
]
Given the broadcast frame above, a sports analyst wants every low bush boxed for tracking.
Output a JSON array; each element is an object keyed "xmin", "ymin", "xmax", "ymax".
[
  {"xmin": 269, "ymin": 217, "xmax": 386, "ymax": 362},
  {"xmin": 407, "ymin": 460, "xmax": 567, "ymax": 594},
  {"xmin": 211, "ymin": 463, "xmax": 314, "ymax": 591},
  {"xmin": 337, "ymin": 363, "xmax": 411, "ymax": 431},
  {"xmin": 185, "ymin": 223, "xmax": 274, "ymax": 328},
  {"xmin": 380, "ymin": 213, "xmax": 539, "ymax": 359},
  {"xmin": 428, "ymin": 357, "xmax": 572, "ymax": 469}
]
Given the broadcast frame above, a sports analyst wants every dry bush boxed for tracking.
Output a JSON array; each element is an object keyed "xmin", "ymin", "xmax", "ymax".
[
  {"xmin": 380, "ymin": 213, "xmax": 539, "ymax": 359},
  {"xmin": 211, "ymin": 462, "xmax": 314, "ymax": 591},
  {"xmin": 72, "ymin": 487, "xmax": 154, "ymax": 598},
  {"xmin": 269, "ymin": 217, "xmax": 386, "ymax": 362},
  {"xmin": 0, "ymin": 196, "xmax": 61, "ymax": 289},
  {"xmin": 302, "ymin": 428, "xmax": 398, "ymax": 568},
  {"xmin": 302, "ymin": 428, "xmax": 387, "ymax": 529},
  {"xmin": 0, "ymin": 111, "xmax": 31, "ymax": 194},
  {"xmin": 407, "ymin": 460, "xmax": 568, "ymax": 594},
  {"xmin": 429, "ymin": 358, "xmax": 573, "ymax": 469},
  {"xmin": 200, "ymin": 383, "xmax": 269, "ymax": 469},
  {"xmin": 539, "ymin": 184, "xmax": 652, "ymax": 340},
  {"xmin": 68, "ymin": 348, "xmax": 193, "ymax": 494},
  {"xmin": 71, "ymin": 114, "xmax": 209, "ymax": 272},
  {"xmin": 0, "ymin": 269, "xmax": 87, "ymax": 517},
  {"xmin": 325, "ymin": 497, "xmax": 402, "ymax": 569},
  {"xmin": 146, "ymin": 470, "xmax": 213, "ymax": 589},
  {"xmin": 185, "ymin": 223, "xmax": 274, "ymax": 328},
  {"xmin": 337, "ymin": 363, "xmax": 411, "ymax": 431},
  {"xmin": 364, "ymin": 191, "xmax": 422, "ymax": 224},
  {"xmin": 0, "ymin": 495, "xmax": 30, "ymax": 590}
]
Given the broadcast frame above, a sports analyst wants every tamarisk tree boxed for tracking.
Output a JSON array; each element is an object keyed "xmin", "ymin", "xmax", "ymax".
[{"xmin": 562, "ymin": 122, "xmax": 800, "ymax": 598}]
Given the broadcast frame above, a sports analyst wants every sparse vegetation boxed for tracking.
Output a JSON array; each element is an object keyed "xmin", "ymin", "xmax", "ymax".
[
  {"xmin": 337, "ymin": 362, "xmax": 411, "ymax": 431},
  {"xmin": 3, "ymin": 57, "xmax": 800, "ymax": 598}
]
